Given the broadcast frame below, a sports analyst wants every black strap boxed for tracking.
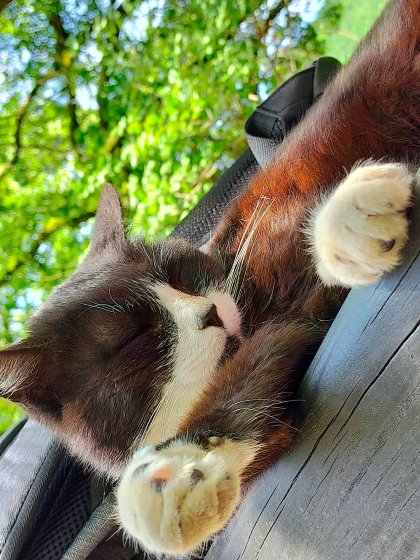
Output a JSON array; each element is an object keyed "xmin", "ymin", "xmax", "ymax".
[
  {"xmin": 172, "ymin": 57, "xmax": 341, "ymax": 246},
  {"xmin": 245, "ymin": 56, "xmax": 341, "ymax": 168}
]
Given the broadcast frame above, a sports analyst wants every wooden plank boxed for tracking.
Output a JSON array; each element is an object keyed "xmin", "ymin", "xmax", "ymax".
[{"xmin": 205, "ymin": 192, "xmax": 420, "ymax": 560}]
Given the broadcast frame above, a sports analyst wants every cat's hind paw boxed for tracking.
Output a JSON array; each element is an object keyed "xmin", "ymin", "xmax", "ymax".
[
  {"xmin": 117, "ymin": 437, "xmax": 254, "ymax": 556},
  {"xmin": 312, "ymin": 162, "xmax": 414, "ymax": 287}
]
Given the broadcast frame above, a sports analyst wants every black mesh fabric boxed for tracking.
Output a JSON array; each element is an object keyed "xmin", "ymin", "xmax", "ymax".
[
  {"xmin": 18, "ymin": 457, "xmax": 91, "ymax": 560},
  {"xmin": 171, "ymin": 149, "xmax": 260, "ymax": 247}
]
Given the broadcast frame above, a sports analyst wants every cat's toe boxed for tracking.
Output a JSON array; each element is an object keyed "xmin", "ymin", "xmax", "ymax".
[
  {"xmin": 312, "ymin": 163, "xmax": 414, "ymax": 287},
  {"xmin": 117, "ymin": 440, "xmax": 244, "ymax": 555}
]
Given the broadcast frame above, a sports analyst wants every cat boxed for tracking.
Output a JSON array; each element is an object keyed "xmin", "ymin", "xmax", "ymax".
[{"xmin": 0, "ymin": 0, "xmax": 419, "ymax": 556}]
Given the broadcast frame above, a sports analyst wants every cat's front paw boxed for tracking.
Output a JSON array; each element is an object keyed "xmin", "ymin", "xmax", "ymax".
[
  {"xmin": 312, "ymin": 163, "xmax": 414, "ymax": 287},
  {"xmin": 117, "ymin": 436, "xmax": 254, "ymax": 555}
]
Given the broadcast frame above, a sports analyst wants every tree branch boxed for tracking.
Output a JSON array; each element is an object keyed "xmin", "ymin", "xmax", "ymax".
[
  {"xmin": 96, "ymin": 2, "xmax": 133, "ymax": 133},
  {"xmin": 255, "ymin": 1, "xmax": 287, "ymax": 40},
  {"xmin": 48, "ymin": 11, "xmax": 79, "ymax": 157},
  {"xmin": 0, "ymin": 212, "xmax": 95, "ymax": 289},
  {"xmin": 0, "ymin": 0, "xmax": 13, "ymax": 14},
  {"xmin": 97, "ymin": 66, "xmax": 109, "ymax": 132},
  {"xmin": 0, "ymin": 70, "xmax": 58, "ymax": 181}
]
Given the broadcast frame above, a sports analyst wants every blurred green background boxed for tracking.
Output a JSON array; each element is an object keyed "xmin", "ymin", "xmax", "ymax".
[{"xmin": 0, "ymin": 0, "xmax": 386, "ymax": 434}]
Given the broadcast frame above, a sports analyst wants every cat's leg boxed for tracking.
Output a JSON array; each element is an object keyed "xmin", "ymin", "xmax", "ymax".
[
  {"xmin": 311, "ymin": 162, "xmax": 414, "ymax": 287},
  {"xmin": 117, "ymin": 322, "xmax": 318, "ymax": 556}
]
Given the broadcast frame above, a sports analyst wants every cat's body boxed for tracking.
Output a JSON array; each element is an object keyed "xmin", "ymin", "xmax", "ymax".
[{"xmin": 0, "ymin": 0, "xmax": 419, "ymax": 556}]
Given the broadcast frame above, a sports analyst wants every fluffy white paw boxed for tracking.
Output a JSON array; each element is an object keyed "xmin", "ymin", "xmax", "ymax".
[
  {"xmin": 312, "ymin": 163, "xmax": 414, "ymax": 287},
  {"xmin": 117, "ymin": 438, "xmax": 254, "ymax": 555}
]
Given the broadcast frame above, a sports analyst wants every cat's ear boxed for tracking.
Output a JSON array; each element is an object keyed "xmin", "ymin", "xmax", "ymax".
[
  {"xmin": 0, "ymin": 343, "xmax": 40, "ymax": 404},
  {"xmin": 0, "ymin": 344, "xmax": 62, "ymax": 418},
  {"xmin": 88, "ymin": 184, "xmax": 125, "ymax": 258}
]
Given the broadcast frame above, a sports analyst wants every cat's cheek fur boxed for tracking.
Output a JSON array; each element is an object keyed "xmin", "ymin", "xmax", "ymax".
[
  {"xmin": 117, "ymin": 438, "xmax": 256, "ymax": 555},
  {"xmin": 311, "ymin": 162, "xmax": 413, "ymax": 287}
]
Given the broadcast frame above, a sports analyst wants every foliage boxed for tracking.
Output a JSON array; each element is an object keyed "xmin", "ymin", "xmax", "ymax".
[
  {"xmin": 0, "ymin": 398, "xmax": 22, "ymax": 434},
  {"xmin": 0, "ymin": 0, "xmax": 387, "ymax": 433},
  {"xmin": 321, "ymin": 0, "xmax": 387, "ymax": 62}
]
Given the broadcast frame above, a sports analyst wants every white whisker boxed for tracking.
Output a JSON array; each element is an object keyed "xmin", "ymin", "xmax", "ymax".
[{"xmin": 225, "ymin": 197, "xmax": 275, "ymax": 301}]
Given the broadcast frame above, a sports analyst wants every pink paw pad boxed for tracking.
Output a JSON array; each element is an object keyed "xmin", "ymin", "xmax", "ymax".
[{"xmin": 150, "ymin": 466, "xmax": 174, "ymax": 492}]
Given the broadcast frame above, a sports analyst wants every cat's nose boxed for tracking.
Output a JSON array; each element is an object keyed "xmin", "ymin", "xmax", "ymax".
[{"xmin": 198, "ymin": 304, "xmax": 224, "ymax": 329}]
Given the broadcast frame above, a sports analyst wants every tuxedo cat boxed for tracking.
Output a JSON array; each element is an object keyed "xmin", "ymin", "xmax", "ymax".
[{"xmin": 0, "ymin": 0, "xmax": 418, "ymax": 556}]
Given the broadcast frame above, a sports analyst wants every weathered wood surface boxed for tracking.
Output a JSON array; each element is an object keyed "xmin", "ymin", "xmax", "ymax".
[{"xmin": 206, "ymin": 198, "xmax": 420, "ymax": 560}]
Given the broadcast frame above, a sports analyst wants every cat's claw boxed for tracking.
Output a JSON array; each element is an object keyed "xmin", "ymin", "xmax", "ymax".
[
  {"xmin": 117, "ymin": 438, "xmax": 253, "ymax": 555},
  {"xmin": 312, "ymin": 163, "xmax": 414, "ymax": 287}
]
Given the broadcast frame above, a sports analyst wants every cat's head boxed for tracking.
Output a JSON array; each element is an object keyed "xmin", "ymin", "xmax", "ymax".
[{"xmin": 0, "ymin": 186, "xmax": 241, "ymax": 477}]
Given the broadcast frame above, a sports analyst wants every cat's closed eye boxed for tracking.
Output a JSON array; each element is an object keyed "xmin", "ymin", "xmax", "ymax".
[
  {"xmin": 127, "ymin": 311, "xmax": 167, "ymax": 342},
  {"xmin": 118, "ymin": 324, "xmax": 153, "ymax": 351}
]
